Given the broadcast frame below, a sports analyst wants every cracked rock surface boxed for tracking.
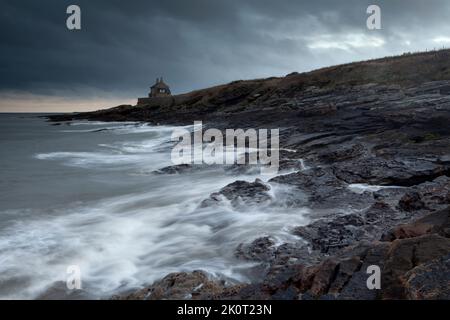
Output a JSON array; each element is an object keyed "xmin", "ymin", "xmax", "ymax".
[{"xmin": 51, "ymin": 50, "xmax": 450, "ymax": 300}]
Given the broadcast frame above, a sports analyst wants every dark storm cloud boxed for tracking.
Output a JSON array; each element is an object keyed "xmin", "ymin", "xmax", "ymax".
[{"xmin": 1, "ymin": 0, "xmax": 450, "ymax": 108}]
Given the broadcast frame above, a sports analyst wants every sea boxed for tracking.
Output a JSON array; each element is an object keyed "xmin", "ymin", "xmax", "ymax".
[{"xmin": 0, "ymin": 113, "xmax": 309, "ymax": 299}]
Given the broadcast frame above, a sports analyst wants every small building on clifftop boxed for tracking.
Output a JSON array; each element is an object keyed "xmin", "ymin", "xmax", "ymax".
[
  {"xmin": 150, "ymin": 77, "xmax": 171, "ymax": 97},
  {"xmin": 137, "ymin": 77, "xmax": 173, "ymax": 105}
]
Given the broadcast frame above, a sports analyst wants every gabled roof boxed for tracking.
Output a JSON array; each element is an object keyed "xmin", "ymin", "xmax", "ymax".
[{"xmin": 151, "ymin": 77, "xmax": 170, "ymax": 89}]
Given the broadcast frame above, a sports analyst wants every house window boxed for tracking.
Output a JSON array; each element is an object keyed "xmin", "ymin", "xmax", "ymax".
[{"xmin": 159, "ymin": 89, "xmax": 165, "ymax": 93}]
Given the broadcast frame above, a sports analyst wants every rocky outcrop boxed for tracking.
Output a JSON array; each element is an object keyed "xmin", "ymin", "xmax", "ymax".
[
  {"xmin": 269, "ymin": 167, "xmax": 374, "ymax": 210},
  {"xmin": 113, "ymin": 271, "xmax": 227, "ymax": 300},
  {"xmin": 398, "ymin": 192, "xmax": 426, "ymax": 212},
  {"xmin": 200, "ymin": 179, "xmax": 271, "ymax": 207},
  {"xmin": 49, "ymin": 49, "xmax": 450, "ymax": 125},
  {"xmin": 403, "ymin": 253, "xmax": 450, "ymax": 300},
  {"xmin": 113, "ymin": 189, "xmax": 450, "ymax": 300},
  {"xmin": 381, "ymin": 207, "xmax": 450, "ymax": 241},
  {"xmin": 47, "ymin": 49, "xmax": 450, "ymax": 300},
  {"xmin": 237, "ymin": 210, "xmax": 450, "ymax": 300}
]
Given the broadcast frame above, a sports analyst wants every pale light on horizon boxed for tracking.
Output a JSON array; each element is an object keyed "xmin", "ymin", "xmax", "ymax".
[{"xmin": 0, "ymin": 92, "xmax": 135, "ymax": 113}]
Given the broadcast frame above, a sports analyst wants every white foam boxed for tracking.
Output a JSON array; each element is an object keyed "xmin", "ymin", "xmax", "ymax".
[
  {"xmin": 62, "ymin": 122, "xmax": 192, "ymax": 135},
  {"xmin": 35, "ymin": 151, "xmax": 168, "ymax": 169},
  {"xmin": 0, "ymin": 173, "xmax": 308, "ymax": 299},
  {"xmin": 348, "ymin": 183, "xmax": 405, "ymax": 194},
  {"xmin": 68, "ymin": 121, "xmax": 140, "ymax": 126},
  {"xmin": 3, "ymin": 124, "xmax": 310, "ymax": 299}
]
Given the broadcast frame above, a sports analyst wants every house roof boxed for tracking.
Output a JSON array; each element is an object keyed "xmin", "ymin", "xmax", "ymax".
[{"xmin": 151, "ymin": 78, "xmax": 170, "ymax": 89}]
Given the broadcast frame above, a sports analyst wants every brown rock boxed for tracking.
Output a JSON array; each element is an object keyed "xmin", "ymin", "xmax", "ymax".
[
  {"xmin": 382, "ymin": 234, "xmax": 450, "ymax": 299},
  {"xmin": 117, "ymin": 271, "xmax": 225, "ymax": 300},
  {"xmin": 404, "ymin": 254, "xmax": 450, "ymax": 300},
  {"xmin": 328, "ymin": 257, "xmax": 363, "ymax": 295},
  {"xmin": 382, "ymin": 207, "xmax": 450, "ymax": 241},
  {"xmin": 308, "ymin": 259, "xmax": 339, "ymax": 296},
  {"xmin": 398, "ymin": 192, "xmax": 426, "ymax": 212}
]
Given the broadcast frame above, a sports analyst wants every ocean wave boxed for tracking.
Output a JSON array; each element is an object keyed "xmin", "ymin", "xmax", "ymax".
[
  {"xmin": 34, "ymin": 151, "xmax": 169, "ymax": 169},
  {"xmin": 68, "ymin": 121, "xmax": 140, "ymax": 126},
  {"xmin": 5, "ymin": 121, "xmax": 310, "ymax": 299},
  {"xmin": 0, "ymin": 171, "xmax": 309, "ymax": 299},
  {"xmin": 63, "ymin": 122, "xmax": 193, "ymax": 134},
  {"xmin": 348, "ymin": 183, "xmax": 405, "ymax": 194}
]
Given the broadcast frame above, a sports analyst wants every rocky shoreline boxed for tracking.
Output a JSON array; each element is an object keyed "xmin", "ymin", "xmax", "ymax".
[{"xmin": 50, "ymin": 50, "xmax": 450, "ymax": 300}]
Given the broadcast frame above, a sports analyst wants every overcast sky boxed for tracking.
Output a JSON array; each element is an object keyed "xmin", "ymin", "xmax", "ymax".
[{"xmin": 1, "ymin": 0, "xmax": 450, "ymax": 112}]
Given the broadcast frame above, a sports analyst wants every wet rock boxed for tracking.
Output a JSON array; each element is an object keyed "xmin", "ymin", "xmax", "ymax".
[
  {"xmin": 333, "ymin": 158, "xmax": 449, "ymax": 187},
  {"xmin": 293, "ymin": 213, "xmax": 367, "ymax": 254},
  {"xmin": 229, "ymin": 210, "xmax": 450, "ymax": 300},
  {"xmin": 271, "ymin": 243, "xmax": 322, "ymax": 266},
  {"xmin": 270, "ymin": 167, "xmax": 373, "ymax": 210},
  {"xmin": 404, "ymin": 253, "xmax": 450, "ymax": 300},
  {"xmin": 278, "ymin": 158, "xmax": 306, "ymax": 172},
  {"xmin": 327, "ymin": 257, "xmax": 363, "ymax": 295},
  {"xmin": 235, "ymin": 237, "xmax": 276, "ymax": 262},
  {"xmin": 338, "ymin": 243, "xmax": 390, "ymax": 300},
  {"xmin": 223, "ymin": 284, "xmax": 272, "ymax": 300},
  {"xmin": 103, "ymin": 53, "xmax": 450, "ymax": 300},
  {"xmin": 412, "ymin": 176, "xmax": 450, "ymax": 211},
  {"xmin": 208, "ymin": 284, "xmax": 248, "ymax": 300},
  {"xmin": 154, "ymin": 164, "xmax": 193, "ymax": 174},
  {"xmin": 36, "ymin": 281, "xmax": 90, "ymax": 300},
  {"xmin": 234, "ymin": 238, "xmax": 323, "ymax": 287},
  {"xmin": 284, "ymin": 242, "xmax": 389, "ymax": 300},
  {"xmin": 381, "ymin": 207, "xmax": 450, "ymax": 241},
  {"xmin": 271, "ymin": 285, "xmax": 299, "ymax": 300},
  {"xmin": 223, "ymin": 164, "xmax": 261, "ymax": 175},
  {"xmin": 115, "ymin": 271, "xmax": 226, "ymax": 300},
  {"xmin": 372, "ymin": 187, "xmax": 409, "ymax": 203},
  {"xmin": 201, "ymin": 179, "xmax": 271, "ymax": 207},
  {"xmin": 281, "ymin": 234, "xmax": 450, "ymax": 300},
  {"xmin": 398, "ymin": 192, "xmax": 426, "ymax": 212},
  {"xmin": 295, "ymin": 103, "xmax": 337, "ymax": 117},
  {"xmin": 364, "ymin": 201, "xmax": 399, "ymax": 224},
  {"xmin": 262, "ymin": 263, "xmax": 307, "ymax": 292},
  {"xmin": 307, "ymin": 259, "xmax": 340, "ymax": 296},
  {"xmin": 291, "ymin": 199, "xmax": 417, "ymax": 257},
  {"xmin": 318, "ymin": 144, "xmax": 365, "ymax": 163},
  {"xmin": 381, "ymin": 234, "xmax": 450, "ymax": 299}
]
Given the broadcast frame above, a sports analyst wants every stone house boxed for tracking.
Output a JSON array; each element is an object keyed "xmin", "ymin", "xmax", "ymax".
[{"xmin": 150, "ymin": 77, "xmax": 171, "ymax": 97}]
